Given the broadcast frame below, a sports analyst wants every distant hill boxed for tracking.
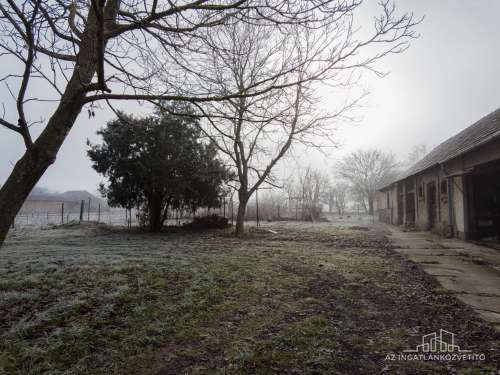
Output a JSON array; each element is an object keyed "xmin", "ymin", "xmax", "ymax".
[
  {"xmin": 27, "ymin": 186, "xmax": 59, "ymax": 201},
  {"xmin": 27, "ymin": 188, "xmax": 108, "ymax": 211},
  {"xmin": 59, "ymin": 190, "xmax": 101, "ymax": 202},
  {"xmin": 17, "ymin": 188, "xmax": 109, "ymax": 214}
]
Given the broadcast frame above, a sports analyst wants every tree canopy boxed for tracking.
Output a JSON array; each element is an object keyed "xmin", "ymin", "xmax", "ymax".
[{"xmin": 88, "ymin": 107, "xmax": 231, "ymax": 231}]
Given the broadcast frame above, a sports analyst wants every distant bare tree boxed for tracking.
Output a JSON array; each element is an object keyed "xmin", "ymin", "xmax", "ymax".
[
  {"xmin": 325, "ymin": 184, "xmax": 336, "ymax": 214},
  {"xmin": 350, "ymin": 184, "xmax": 369, "ymax": 214},
  {"xmin": 0, "ymin": 0, "xmax": 420, "ymax": 244},
  {"xmin": 405, "ymin": 144, "xmax": 428, "ymax": 168},
  {"xmin": 324, "ymin": 180, "xmax": 347, "ymax": 215},
  {"xmin": 338, "ymin": 149, "xmax": 399, "ymax": 215},
  {"xmin": 330, "ymin": 181, "xmax": 349, "ymax": 216},
  {"xmin": 283, "ymin": 177, "xmax": 298, "ymax": 218},
  {"xmin": 258, "ymin": 190, "xmax": 287, "ymax": 220},
  {"xmin": 298, "ymin": 167, "xmax": 329, "ymax": 221}
]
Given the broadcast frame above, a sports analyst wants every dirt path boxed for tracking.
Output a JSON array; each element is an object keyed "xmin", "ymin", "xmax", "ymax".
[{"xmin": 385, "ymin": 225, "xmax": 500, "ymax": 331}]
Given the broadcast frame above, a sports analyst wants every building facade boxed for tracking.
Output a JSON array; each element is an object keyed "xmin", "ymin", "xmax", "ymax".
[{"xmin": 377, "ymin": 108, "xmax": 500, "ymax": 241}]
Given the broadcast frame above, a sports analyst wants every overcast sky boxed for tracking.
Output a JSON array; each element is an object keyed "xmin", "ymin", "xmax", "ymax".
[{"xmin": 1, "ymin": 0, "xmax": 500, "ymax": 195}]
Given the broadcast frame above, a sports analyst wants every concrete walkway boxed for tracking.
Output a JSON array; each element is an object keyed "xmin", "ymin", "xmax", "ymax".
[{"xmin": 385, "ymin": 226, "xmax": 500, "ymax": 331}]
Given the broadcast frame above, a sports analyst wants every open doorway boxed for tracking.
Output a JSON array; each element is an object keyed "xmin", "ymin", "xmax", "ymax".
[
  {"xmin": 427, "ymin": 181, "xmax": 437, "ymax": 230},
  {"xmin": 405, "ymin": 192, "xmax": 416, "ymax": 225},
  {"xmin": 397, "ymin": 184, "xmax": 404, "ymax": 225},
  {"xmin": 467, "ymin": 159, "xmax": 500, "ymax": 244}
]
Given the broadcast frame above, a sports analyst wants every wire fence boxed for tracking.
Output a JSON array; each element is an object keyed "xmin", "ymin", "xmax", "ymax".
[
  {"xmin": 13, "ymin": 197, "xmax": 376, "ymax": 229},
  {"xmin": 13, "ymin": 198, "xmax": 139, "ymax": 229},
  {"xmin": 13, "ymin": 210, "xmax": 140, "ymax": 228},
  {"xmin": 13, "ymin": 198, "xmax": 229, "ymax": 229}
]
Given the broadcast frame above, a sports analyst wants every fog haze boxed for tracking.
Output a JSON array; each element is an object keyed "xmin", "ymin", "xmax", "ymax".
[{"xmin": 1, "ymin": 0, "xmax": 500, "ymax": 194}]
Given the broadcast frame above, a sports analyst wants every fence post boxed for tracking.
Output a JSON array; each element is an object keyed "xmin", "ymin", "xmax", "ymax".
[
  {"xmin": 79, "ymin": 200, "xmax": 84, "ymax": 222},
  {"xmin": 98, "ymin": 203, "xmax": 101, "ymax": 223},
  {"xmin": 230, "ymin": 196, "xmax": 234, "ymax": 225},
  {"xmin": 61, "ymin": 202, "xmax": 64, "ymax": 225},
  {"xmin": 87, "ymin": 198, "xmax": 91, "ymax": 221},
  {"xmin": 256, "ymin": 189, "xmax": 259, "ymax": 227}
]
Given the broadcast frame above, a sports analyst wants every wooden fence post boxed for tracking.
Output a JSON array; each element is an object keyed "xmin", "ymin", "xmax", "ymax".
[
  {"xmin": 231, "ymin": 196, "xmax": 234, "ymax": 225},
  {"xmin": 79, "ymin": 200, "xmax": 84, "ymax": 222},
  {"xmin": 256, "ymin": 188, "xmax": 260, "ymax": 227},
  {"xmin": 61, "ymin": 202, "xmax": 64, "ymax": 225}
]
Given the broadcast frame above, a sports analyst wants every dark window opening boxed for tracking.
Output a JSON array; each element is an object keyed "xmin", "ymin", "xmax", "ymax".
[
  {"xmin": 441, "ymin": 180, "xmax": 448, "ymax": 195},
  {"xmin": 418, "ymin": 185, "xmax": 424, "ymax": 200}
]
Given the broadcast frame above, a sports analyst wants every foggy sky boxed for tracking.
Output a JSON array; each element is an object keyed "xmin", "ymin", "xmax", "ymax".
[{"xmin": 1, "ymin": 0, "xmax": 500, "ymax": 195}]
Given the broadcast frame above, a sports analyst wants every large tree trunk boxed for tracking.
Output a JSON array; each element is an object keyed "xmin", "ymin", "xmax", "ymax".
[
  {"xmin": 0, "ymin": 5, "xmax": 116, "ymax": 247},
  {"xmin": 0, "ymin": 147, "xmax": 61, "ymax": 244},
  {"xmin": 368, "ymin": 197, "xmax": 374, "ymax": 215},
  {"xmin": 0, "ymin": 92, "xmax": 89, "ymax": 246},
  {"xmin": 149, "ymin": 209, "xmax": 163, "ymax": 232},
  {"xmin": 148, "ymin": 193, "xmax": 165, "ymax": 232},
  {"xmin": 235, "ymin": 192, "xmax": 248, "ymax": 236}
]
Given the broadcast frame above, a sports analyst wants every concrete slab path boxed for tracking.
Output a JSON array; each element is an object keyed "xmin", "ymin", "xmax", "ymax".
[{"xmin": 385, "ymin": 226, "xmax": 500, "ymax": 331}]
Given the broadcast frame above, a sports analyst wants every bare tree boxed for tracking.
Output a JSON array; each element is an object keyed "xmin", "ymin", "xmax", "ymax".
[
  {"xmin": 350, "ymin": 184, "xmax": 368, "ymax": 214},
  {"xmin": 180, "ymin": 5, "xmax": 417, "ymax": 233},
  {"xmin": 337, "ymin": 149, "xmax": 399, "ymax": 215},
  {"xmin": 405, "ymin": 144, "xmax": 428, "ymax": 168},
  {"xmin": 195, "ymin": 19, "xmax": 343, "ymax": 233},
  {"xmin": 283, "ymin": 177, "xmax": 297, "ymax": 218},
  {"xmin": 323, "ymin": 181, "xmax": 350, "ymax": 215},
  {"xmin": 332, "ymin": 181, "xmax": 350, "ymax": 216},
  {"xmin": 0, "ymin": 0, "xmax": 419, "ymax": 244},
  {"xmin": 258, "ymin": 189, "xmax": 286, "ymax": 220},
  {"xmin": 325, "ymin": 182, "xmax": 336, "ymax": 214},
  {"xmin": 298, "ymin": 167, "xmax": 329, "ymax": 221}
]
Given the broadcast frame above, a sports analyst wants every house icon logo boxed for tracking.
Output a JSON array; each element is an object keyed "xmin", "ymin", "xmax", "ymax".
[
  {"xmin": 404, "ymin": 329, "xmax": 470, "ymax": 353},
  {"xmin": 384, "ymin": 329, "xmax": 486, "ymax": 362}
]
